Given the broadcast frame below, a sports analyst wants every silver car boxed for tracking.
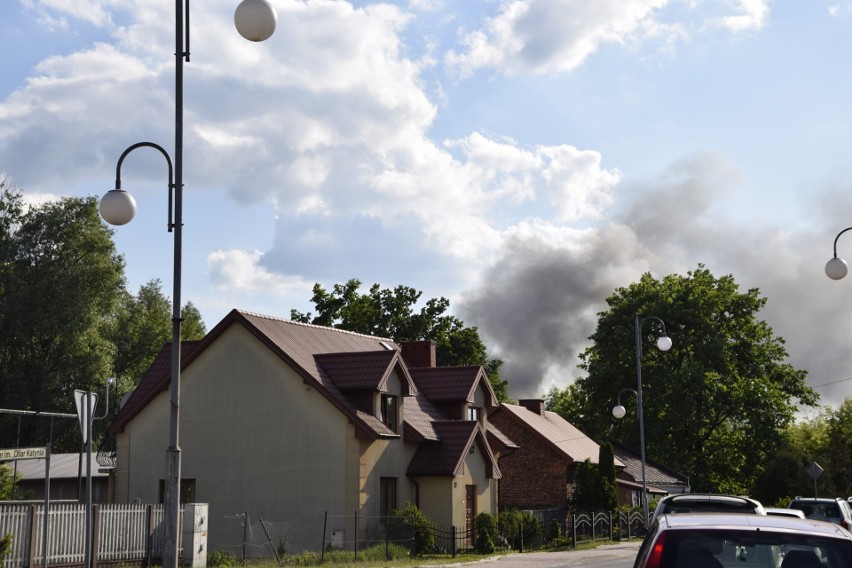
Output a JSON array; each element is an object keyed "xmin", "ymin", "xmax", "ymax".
[
  {"xmin": 651, "ymin": 493, "xmax": 765, "ymax": 524},
  {"xmin": 633, "ymin": 513, "xmax": 852, "ymax": 568}
]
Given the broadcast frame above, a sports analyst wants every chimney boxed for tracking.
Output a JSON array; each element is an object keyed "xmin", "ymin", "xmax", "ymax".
[
  {"xmin": 519, "ymin": 399, "xmax": 545, "ymax": 416},
  {"xmin": 401, "ymin": 340, "xmax": 437, "ymax": 368}
]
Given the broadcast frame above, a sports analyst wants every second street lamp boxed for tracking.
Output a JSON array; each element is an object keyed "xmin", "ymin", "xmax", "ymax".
[
  {"xmin": 99, "ymin": 2, "xmax": 276, "ymax": 567},
  {"xmin": 612, "ymin": 314, "xmax": 672, "ymax": 528},
  {"xmin": 826, "ymin": 227, "xmax": 852, "ymax": 280}
]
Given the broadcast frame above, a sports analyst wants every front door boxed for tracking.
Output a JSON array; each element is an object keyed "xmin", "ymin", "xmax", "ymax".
[{"xmin": 465, "ymin": 485, "xmax": 476, "ymax": 545}]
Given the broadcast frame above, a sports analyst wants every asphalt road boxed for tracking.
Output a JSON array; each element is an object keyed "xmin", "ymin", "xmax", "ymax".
[{"xmin": 478, "ymin": 541, "xmax": 641, "ymax": 568}]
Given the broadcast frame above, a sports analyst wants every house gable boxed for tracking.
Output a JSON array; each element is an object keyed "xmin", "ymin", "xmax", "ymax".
[{"xmin": 111, "ymin": 309, "xmax": 406, "ymax": 440}]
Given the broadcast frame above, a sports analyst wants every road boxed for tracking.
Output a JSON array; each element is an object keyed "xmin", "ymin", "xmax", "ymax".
[{"xmin": 467, "ymin": 541, "xmax": 641, "ymax": 568}]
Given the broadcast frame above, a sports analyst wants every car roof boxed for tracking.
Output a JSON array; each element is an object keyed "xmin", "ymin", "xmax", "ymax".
[
  {"xmin": 765, "ymin": 507, "xmax": 805, "ymax": 518},
  {"xmin": 657, "ymin": 513, "xmax": 852, "ymax": 540},
  {"xmin": 661, "ymin": 493, "xmax": 759, "ymax": 505}
]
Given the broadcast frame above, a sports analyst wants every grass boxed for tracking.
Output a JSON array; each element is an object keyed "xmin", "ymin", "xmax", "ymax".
[{"xmin": 204, "ymin": 538, "xmax": 636, "ymax": 568}]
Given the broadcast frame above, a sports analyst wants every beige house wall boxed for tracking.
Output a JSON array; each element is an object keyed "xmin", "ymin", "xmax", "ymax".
[{"xmin": 115, "ymin": 324, "xmax": 359, "ymax": 547}]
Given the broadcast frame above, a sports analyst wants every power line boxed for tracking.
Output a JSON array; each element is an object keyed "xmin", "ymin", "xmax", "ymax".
[{"xmin": 811, "ymin": 376, "xmax": 852, "ymax": 389}]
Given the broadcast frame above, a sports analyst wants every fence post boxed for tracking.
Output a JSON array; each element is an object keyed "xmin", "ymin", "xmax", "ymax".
[
  {"xmin": 519, "ymin": 519, "xmax": 524, "ymax": 553},
  {"xmin": 145, "ymin": 505, "xmax": 154, "ymax": 568},
  {"xmin": 27, "ymin": 504, "xmax": 37, "ymax": 568},
  {"xmin": 321, "ymin": 511, "xmax": 327, "ymax": 562},
  {"xmin": 242, "ymin": 512, "xmax": 248, "ymax": 563},
  {"xmin": 572, "ymin": 513, "xmax": 576, "ymax": 549},
  {"xmin": 451, "ymin": 525, "xmax": 456, "ymax": 558},
  {"xmin": 354, "ymin": 510, "xmax": 358, "ymax": 561},
  {"xmin": 92, "ymin": 505, "xmax": 101, "ymax": 568}
]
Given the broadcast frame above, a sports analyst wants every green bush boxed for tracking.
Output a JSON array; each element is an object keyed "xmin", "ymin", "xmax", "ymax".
[
  {"xmin": 496, "ymin": 509, "xmax": 541, "ymax": 550},
  {"xmin": 382, "ymin": 501, "xmax": 436, "ymax": 556},
  {"xmin": 206, "ymin": 549, "xmax": 236, "ymax": 567},
  {"xmin": 474, "ymin": 513, "xmax": 497, "ymax": 554},
  {"xmin": 0, "ymin": 534, "xmax": 12, "ymax": 561}
]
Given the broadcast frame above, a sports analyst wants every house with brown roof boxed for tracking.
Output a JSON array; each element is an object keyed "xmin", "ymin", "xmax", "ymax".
[
  {"xmin": 611, "ymin": 440, "xmax": 690, "ymax": 507},
  {"xmin": 109, "ymin": 309, "xmax": 503, "ymax": 552},
  {"xmin": 487, "ymin": 399, "xmax": 624, "ymax": 516}
]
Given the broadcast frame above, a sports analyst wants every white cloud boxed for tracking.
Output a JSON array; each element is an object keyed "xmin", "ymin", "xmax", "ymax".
[
  {"xmin": 207, "ymin": 248, "xmax": 311, "ymax": 295},
  {"xmin": 445, "ymin": 0, "xmax": 671, "ymax": 76}
]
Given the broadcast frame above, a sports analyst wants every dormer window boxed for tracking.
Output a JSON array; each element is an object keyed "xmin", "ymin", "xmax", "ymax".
[
  {"xmin": 381, "ymin": 394, "xmax": 398, "ymax": 433},
  {"xmin": 468, "ymin": 407, "xmax": 481, "ymax": 422}
]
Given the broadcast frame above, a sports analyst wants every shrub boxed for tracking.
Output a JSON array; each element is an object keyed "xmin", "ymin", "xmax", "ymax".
[
  {"xmin": 474, "ymin": 513, "xmax": 496, "ymax": 554},
  {"xmin": 382, "ymin": 501, "xmax": 436, "ymax": 556},
  {"xmin": 206, "ymin": 549, "xmax": 236, "ymax": 567}
]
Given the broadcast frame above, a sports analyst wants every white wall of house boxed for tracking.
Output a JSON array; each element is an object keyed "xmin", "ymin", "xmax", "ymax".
[{"xmin": 116, "ymin": 324, "xmax": 358, "ymax": 548}]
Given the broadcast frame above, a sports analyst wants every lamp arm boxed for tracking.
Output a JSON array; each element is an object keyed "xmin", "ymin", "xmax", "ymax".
[
  {"xmin": 616, "ymin": 388, "xmax": 638, "ymax": 407},
  {"xmin": 832, "ymin": 227, "xmax": 852, "ymax": 258},
  {"xmin": 114, "ymin": 142, "xmax": 177, "ymax": 232}
]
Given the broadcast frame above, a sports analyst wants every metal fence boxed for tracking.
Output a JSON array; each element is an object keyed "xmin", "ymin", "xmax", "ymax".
[
  {"xmin": 210, "ymin": 508, "xmax": 641, "ymax": 562},
  {"xmin": 0, "ymin": 502, "xmax": 180, "ymax": 568}
]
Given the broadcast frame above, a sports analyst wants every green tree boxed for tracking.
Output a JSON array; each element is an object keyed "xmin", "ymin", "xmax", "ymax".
[
  {"xmin": 824, "ymin": 398, "xmax": 852, "ymax": 496},
  {"xmin": 598, "ymin": 442, "xmax": 618, "ymax": 511},
  {"xmin": 0, "ymin": 463, "xmax": 17, "ymax": 499},
  {"xmin": 106, "ymin": 280, "xmax": 206, "ymax": 409},
  {"xmin": 570, "ymin": 459, "xmax": 601, "ymax": 512},
  {"xmin": 571, "ymin": 266, "xmax": 816, "ymax": 494},
  {"xmin": 545, "ymin": 383, "xmax": 586, "ymax": 424},
  {"xmin": 0, "ymin": 193, "xmax": 125, "ymax": 451},
  {"xmin": 292, "ymin": 279, "xmax": 510, "ymax": 401}
]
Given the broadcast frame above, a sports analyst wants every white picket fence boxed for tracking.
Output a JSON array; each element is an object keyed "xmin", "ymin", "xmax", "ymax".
[{"xmin": 0, "ymin": 502, "xmax": 184, "ymax": 568}]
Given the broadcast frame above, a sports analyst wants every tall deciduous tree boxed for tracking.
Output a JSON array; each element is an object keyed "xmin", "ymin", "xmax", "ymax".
[
  {"xmin": 570, "ymin": 266, "xmax": 816, "ymax": 494},
  {"xmin": 0, "ymin": 190, "xmax": 125, "ymax": 450},
  {"xmin": 0, "ymin": 179, "xmax": 207, "ymax": 452},
  {"xmin": 291, "ymin": 279, "xmax": 510, "ymax": 401},
  {"xmin": 107, "ymin": 279, "xmax": 207, "ymax": 408}
]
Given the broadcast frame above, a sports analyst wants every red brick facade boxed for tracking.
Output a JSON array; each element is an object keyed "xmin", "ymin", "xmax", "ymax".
[{"xmin": 489, "ymin": 411, "xmax": 574, "ymax": 510}]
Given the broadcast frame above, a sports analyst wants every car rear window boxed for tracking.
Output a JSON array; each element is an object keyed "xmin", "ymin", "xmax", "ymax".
[
  {"xmin": 790, "ymin": 502, "xmax": 840, "ymax": 520},
  {"xmin": 660, "ymin": 501, "xmax": 756, "ymax": 515},
  {"xmin": 653, "ymin": 529, "xmax": 852, "ymax": 568}
]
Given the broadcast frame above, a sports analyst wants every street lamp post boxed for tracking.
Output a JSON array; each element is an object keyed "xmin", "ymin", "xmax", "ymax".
[
  {"xmin": 612, "ymin": 314, "xmax": 672, "ymax": 527},
  {"xmin": 825, "ymin": 227, "xmax": 852, "ymax": 280},
  {"xmin": 99, "ymin": 2, "xmax": 276, "ymax": 567}
]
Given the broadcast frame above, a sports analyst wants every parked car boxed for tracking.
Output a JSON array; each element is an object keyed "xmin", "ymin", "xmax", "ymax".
[
  {"xmin": 651, "ymin": 494, "xmax": 765, "ymax": 523},
  {"xmin": 766, "ymin": 507, "xmax": 806, "ymax": 519},
  {"xmin": 633, "ymin": 513, "xmax": 852, "ymax": 568},
  {"xmin": 788, "ymin": 497, "xmax": 852, "ymax": 531}
]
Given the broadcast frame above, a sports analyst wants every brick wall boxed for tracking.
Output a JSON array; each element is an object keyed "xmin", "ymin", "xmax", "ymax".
[{"xmin": 490, "ymin": 411, "xmax": 572, "ymax": 509}]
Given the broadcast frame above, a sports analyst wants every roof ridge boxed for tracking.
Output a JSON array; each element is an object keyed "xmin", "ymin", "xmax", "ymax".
[{"xmin": 236, "ymin": 309, "xmax": 397, "ymax": 343}]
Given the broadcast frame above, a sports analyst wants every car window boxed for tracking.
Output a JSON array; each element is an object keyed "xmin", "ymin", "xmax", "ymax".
[{"xmin": 655, "ymin": 530, "xmax": 852, "ymax": 568}]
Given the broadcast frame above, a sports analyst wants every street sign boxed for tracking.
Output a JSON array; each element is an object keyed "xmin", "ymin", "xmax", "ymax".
[
  {"xmin": 807, "ymin": 462, "xmax": 824, "ymax": 480},
  {"xmin": 0, "ymin": 447, "xmax": 47, "ymax": 460},
  {"xmin": 74, "ymin": 390, "xmax": 98, "ymax": 443}
]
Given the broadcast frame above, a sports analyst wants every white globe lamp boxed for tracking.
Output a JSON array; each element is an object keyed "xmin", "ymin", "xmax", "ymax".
[{"xmin": 234, "ymin": 0, "xmax": 277, "ymax": 42}]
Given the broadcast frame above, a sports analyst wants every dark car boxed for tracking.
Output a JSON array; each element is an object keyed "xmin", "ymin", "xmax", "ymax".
[
  {"xmin": 633, "ymin": 513, "xmax": 852, "ymax": 568},
  {"xmin": 651, "ymin": 494, "xmax": 765, "ymax": 524},
  {"xmin": 788, "ymin": 497, "xmax": 852, "ymax": 531}
]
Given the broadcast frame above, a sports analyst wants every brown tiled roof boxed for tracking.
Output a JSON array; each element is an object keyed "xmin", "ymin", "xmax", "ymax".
[
  {"xmin": 408, "ymin": 366, "xmax": 497, "ymax": 406},
  {"xmin": 611, "ymin": 440, "xmax": 688, "ymax": 487},
  {"xmin": 403, "ymin": 392, "xmax": 446, "ymax": 441},
  {"xmin": 493, "ymin": 403, "xmax": 624, "ymax": 466},
  {"xmin": 110, "ymin": 310, "xmax": 403, "ymax": 438},
  {"xmin": 316, "ymin": 350, "xmax": 416, "ymax": 394},
  {"xmin": 486, "ymin": 422, "xmax": 518, "ymax": 451},
  {"xmin": 407, "ymin": 421, "xmax": 500, "ymax": 479}
]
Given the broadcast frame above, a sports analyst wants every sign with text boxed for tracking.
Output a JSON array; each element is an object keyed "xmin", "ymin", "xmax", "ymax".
[{"xmin": 0, "ymin": 447, "xmax": 47, "ymax": 461}]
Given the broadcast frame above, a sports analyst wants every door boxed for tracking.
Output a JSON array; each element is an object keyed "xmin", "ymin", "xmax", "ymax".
[{"xmin": 465, "ymin": 485, "xmax": 476, "ymax": 545}]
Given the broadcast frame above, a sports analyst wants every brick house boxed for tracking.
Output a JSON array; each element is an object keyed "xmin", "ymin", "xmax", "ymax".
[
  {"xmin": 108, "ymin": 309, "xmax": 507, "ymax": 552},
  {"xmin": 487, "ymin": 399, "xmax": 624, "ymax": 516}
]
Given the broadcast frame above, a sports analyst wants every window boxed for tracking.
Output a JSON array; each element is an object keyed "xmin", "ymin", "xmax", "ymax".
[
  {"xmin": 381, "ymin": 394, "xmax": 398, "ymax": 433},
  {"xmin": 380, "ymin": 477, "xmax": 397, "ymax": 516},
  {"xmin": 467, "ymin": 407, "xmax": 481, "ymax": 422},
  {"xmin": 158, "ymin": 479, "xmax": 196, "ymax": 504}
]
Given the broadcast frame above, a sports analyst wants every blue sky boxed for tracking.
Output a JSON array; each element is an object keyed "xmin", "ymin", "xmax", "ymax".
[{"xmin": 3, "ymin": 0, "xmax": 852, "ymax": 406}]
